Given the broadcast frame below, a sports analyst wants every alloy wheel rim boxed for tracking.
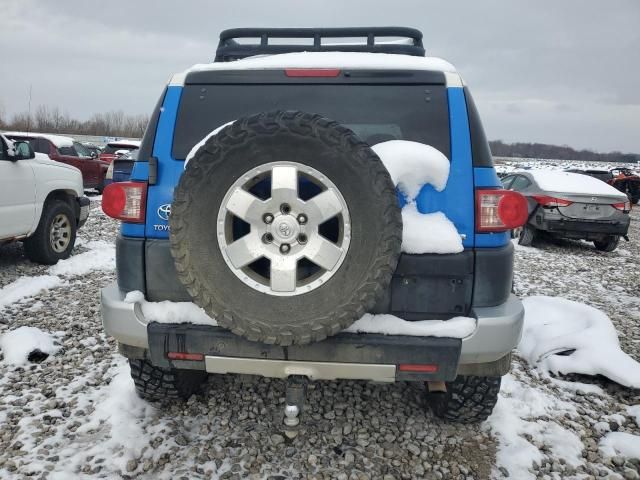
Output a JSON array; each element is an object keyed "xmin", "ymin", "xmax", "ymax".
[
  {"xmin": 216, "ymin": 161, "xmax": 351, "ymax": 296},
  {"xmin": 50, "ymin": 213, "xmax": 72, "ymax": 253}
]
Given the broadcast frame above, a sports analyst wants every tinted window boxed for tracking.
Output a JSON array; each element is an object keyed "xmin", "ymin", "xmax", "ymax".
[
  {"xmin": 58, "ymin": 146, "xmax": 77, "ymax": 156},
  {"xmin": 463, "ymin": 87, "xmax": 493, "ymax": 167},
  {"xmin": 173, "ymin": 84, "xmax": 451, "ymax": 160},
  {"xmin": 510, "ymin": 176, "xmax": 531, "ymax": 191},
  {"xmin": 500, "ymin": 176, "xmax": 514, "ymax": 189}
]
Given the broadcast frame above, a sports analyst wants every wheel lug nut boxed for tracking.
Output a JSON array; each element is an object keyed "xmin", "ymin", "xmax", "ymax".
[
  {"xmin": 263, "ymin": 213, "xmax": 274, "ymax": 224},
  {"xmin": 262, "ymin": 233, "xmax": 274, "ymax": 243},
  {"xmin": 298, "ymin": 234, "xmax": 308, "ymax": 244},
  {"xmin": 297, "ymin": 214, "xmax": 307, "ymax": 224},
  {"xmin": 280, "ymin": 243, "xmax": 291, "ymax": 254},
  {"xmin": 280, "ymin": 203, "xmax": 291, "ymax": 214}
]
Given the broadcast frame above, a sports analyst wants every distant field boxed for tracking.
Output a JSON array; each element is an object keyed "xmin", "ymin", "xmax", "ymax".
[{"xmin": 494, "ymin": 157, "xmax": 640, "ymax": 175}]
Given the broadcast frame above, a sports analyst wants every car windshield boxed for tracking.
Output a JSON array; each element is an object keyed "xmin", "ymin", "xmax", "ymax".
[{"xmin": 172, "ymin": 83, "xmax": 451, "ymax": 160}]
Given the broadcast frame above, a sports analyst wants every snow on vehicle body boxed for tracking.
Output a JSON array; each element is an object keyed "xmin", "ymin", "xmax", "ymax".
[
  {"xmin": 0, "ymin": 134, "xmax": 90, "ymax": 264},
  {"xmin": 100, "ymin": 27, "xmax": 527, "ymax": 424},
  {"xmin": 504, "ymin": 170, "xmax": 631, "ymax": 251}
]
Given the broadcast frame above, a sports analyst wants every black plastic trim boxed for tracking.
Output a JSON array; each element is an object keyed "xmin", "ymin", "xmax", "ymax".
[
  {"xmin": 464, "ymin": 86, "xmax": 494, "ymax": 168},
  {"xmin": 215, "ymin": 27, "xmax": 425, "ymax": 62},
  {"xmin": 184, "ymin": 69, "xmax": 446, "ymax": 85},
  {"xmin": 116, "ymin": 235, "xmax": 145, "ymax": 294},
  {"xmin": 136, "ymin": 87, "xmax": 167, "ymax": 163},
  {"xmin": 147, "ymin": 322, "xmax": 461, "ymax": 381},
  {"xmin": 116, "ymin": 237, "xmax": 515, "ymax": 315},
  {"xmin": 473, "ymin": 243, "xmax": 514, "ymax": 307}
]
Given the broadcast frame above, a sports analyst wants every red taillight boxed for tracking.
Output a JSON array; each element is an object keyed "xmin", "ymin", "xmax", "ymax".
[
  {"xmin": 398, "ymin": 364, "xmax": 439, "ymax": 373},
  {"xmin": 613, "ymin": 201, "xmax": 631, "ymax": 212},
  {"xmin": 102, "ymin": 182, "xmax": 147, "ymax": 222},
  {"xmin": 476, "ymin": 189, "xmax": 529, "ymax": 232},
  {"xmin": 167, "ymin": 352, "xmax": 204, "ymax": 361},
  {"xmin": 531, "ymin": 195, "xmax": 573, "ymax": 207},
  {"xmin": 285, "ymin": 68, "xmax": 341, "ymax": 77}
]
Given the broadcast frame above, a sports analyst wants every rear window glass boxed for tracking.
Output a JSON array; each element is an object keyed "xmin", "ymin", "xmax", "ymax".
[
  {"xmin": 172, "ymin": 84, "xmax": 450, "ymax": 160},
  {"xmin": 104, "ymin": 145, "xmax": 137, "ymax": 154}
]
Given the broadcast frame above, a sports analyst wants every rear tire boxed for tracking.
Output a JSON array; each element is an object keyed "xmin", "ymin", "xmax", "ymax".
[
  {"xmin": 426, "ymin": 375, "xmax": 501, "ymax": 423},
  {"xmin": 128, "ymin": 358, "xmax": 207, "ymax": 402},
  {"xmin": 594, "ymin": 235, "xmax": 619, "ymax": 252},
  {"xmin": 518, "ymin": 224, "xmax": 536, "ymax": 246},
  {"xmin": 24, "ymin": 199, "xmax": 76, "ymax": 265}
]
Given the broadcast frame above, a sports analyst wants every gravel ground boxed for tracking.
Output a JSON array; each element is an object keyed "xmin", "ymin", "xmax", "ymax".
[{"xmin": 0, "ymin": 195, "xmax": 638, "ymax": 479}]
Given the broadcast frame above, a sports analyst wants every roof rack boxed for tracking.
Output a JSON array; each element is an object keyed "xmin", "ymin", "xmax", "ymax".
[{"xmin": 214, "ymin": 27, "xmax": 425, "ymax": 62}]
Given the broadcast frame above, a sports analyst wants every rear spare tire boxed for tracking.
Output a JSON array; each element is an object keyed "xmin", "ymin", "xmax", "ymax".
[{"xmin": 170, "ymin": 111, "xmax": 402, "ymax": 345}]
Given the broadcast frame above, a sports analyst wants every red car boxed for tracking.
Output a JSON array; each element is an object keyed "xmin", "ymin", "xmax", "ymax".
[
  {"xmin": 99, "ymin": 140, "xmax": 141, "ymax": 163},
  {"xmin": 4, "ymin": 132, "xmax": 110, "ymax": 193}
]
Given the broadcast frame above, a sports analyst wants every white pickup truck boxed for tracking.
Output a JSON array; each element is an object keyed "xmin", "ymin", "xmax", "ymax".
[{"xmin": 0, "ymin": 134, "xmax": 90, "ymax": 264}]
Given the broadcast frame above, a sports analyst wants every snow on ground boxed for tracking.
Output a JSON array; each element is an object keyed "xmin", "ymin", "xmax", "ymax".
[
  {"xmin": 0, "ymin": 326, "xmax": 62, "ymax": 365},
  {"xmin": 485, "ymin": 369, "xmax": 585, "ymax": 480},
  {"xmin": 519, "ymin": 296, "xmax": 640, "ymax": 388},
  {"xmin": 49, "ymin": 240, "xmax": 115, "ymax": 277},
  {"xmin": 344, "ymin": 314, "xmax": 475, "ymax": 338},
  {"xmin": 0, "ymin": 275, "xmax": 62, "ymax": 312},
  {"xmin": 494, "ymin": 157, "xmax": 640, "ymax": 176},
  {"xmin": 599, "ymin": 432, "xmax": 640, "ymax": 460}
]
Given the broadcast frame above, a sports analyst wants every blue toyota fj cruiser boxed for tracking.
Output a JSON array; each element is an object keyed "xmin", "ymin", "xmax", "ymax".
[{"xmin": 101, "ymin": 27, "xmax": 526, "ymax": 427}]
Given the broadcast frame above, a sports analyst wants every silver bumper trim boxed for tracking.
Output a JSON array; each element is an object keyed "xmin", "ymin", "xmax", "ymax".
[
  {"xmin": 205, "ymin": 356, "xmax": 396, "ymax": 382},
  {"xmin": 101, "ymin": 282, "xmax": 524, "ymax": 367}
]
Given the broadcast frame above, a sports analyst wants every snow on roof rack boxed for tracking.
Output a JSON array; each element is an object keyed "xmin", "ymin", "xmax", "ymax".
[{"xmin": 214, "ymin": 27, "xmax": 425, "ymax": 62}]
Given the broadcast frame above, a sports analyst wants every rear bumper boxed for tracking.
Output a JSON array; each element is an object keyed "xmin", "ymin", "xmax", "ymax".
[
  {"xmin": 536, "ymin": 215, "xmax": 630, "ymax": 237},
  {"xmin": 101, "ymin": 283, "xmax": 524, "ymax": 380}
]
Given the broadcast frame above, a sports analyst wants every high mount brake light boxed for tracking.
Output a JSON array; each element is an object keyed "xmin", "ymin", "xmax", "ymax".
[
  {"xmin": 102, "ymin": 182, "xmax": 147, "ymax": 222},
  {"xmin": 531, "ymin": 195, "xmax": 573, "ymax": 207},
  {"xmin": 285, "ymin": 68, "xmax": 341, "ymax": 77},
  {"xmin": 476, "ymin": 189, "xmax": 529, "ymax": 232},
  {"xmin": 613, "ymin": 201, "xmax": 631, "ymax": 211}
]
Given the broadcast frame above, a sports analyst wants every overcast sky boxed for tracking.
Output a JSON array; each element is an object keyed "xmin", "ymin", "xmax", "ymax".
[{"xmin": 1, "ymin": 0, "xmax": 638, "ymax": 152}]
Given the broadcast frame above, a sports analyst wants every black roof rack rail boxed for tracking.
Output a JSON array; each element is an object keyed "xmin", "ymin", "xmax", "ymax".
[{"xmin": 214, "ymin": 27, "xmax": 425, "ymax": 62}]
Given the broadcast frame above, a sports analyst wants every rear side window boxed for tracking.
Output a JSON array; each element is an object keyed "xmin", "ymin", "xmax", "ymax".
[
  {"xmin": 173, "ymin": 84, "xmax": 451, "ymax": 160},
  {"xmin": 58, "ymin": 146, "xmax": 77, "ymax": 156},
  {"xmin": 103, "ymin": 145, "xmax": 137, "ymax": 154},
  {"xmin": 464, "ymin": 87, "xmax": 493, "ymax": 167},
  {"xmin": 510, "ymin": 176, "xmax": 531, "ymax": 190},
  {"xmin": 501, "ymin": 176, "xmax": 514, "ymax": 189}
]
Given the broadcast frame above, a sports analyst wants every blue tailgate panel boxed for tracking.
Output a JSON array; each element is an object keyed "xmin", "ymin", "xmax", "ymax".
[{"xmin": 415, "ymin": 87, "xmax": 474, "ymax": 247}]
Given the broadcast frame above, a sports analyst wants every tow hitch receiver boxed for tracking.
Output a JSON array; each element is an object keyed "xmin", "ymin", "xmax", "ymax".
[{"xmin": 283, "ymin": 375, "xmax": 308, "ymax": 439}]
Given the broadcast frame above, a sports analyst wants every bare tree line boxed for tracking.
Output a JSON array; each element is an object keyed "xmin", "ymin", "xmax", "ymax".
[{"xmin": 0, "ymin": 102, "xmax": 149, "ymax": 139}]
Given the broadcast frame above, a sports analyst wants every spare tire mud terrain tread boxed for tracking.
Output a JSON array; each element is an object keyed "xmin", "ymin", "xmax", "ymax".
[
  {"xmin": 170, "ymin": 111, "xmax": 402, "ymax": 345},
  {"xmin": 129, "ymin": 358, "xmax": 207, "ymax": 401}
]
